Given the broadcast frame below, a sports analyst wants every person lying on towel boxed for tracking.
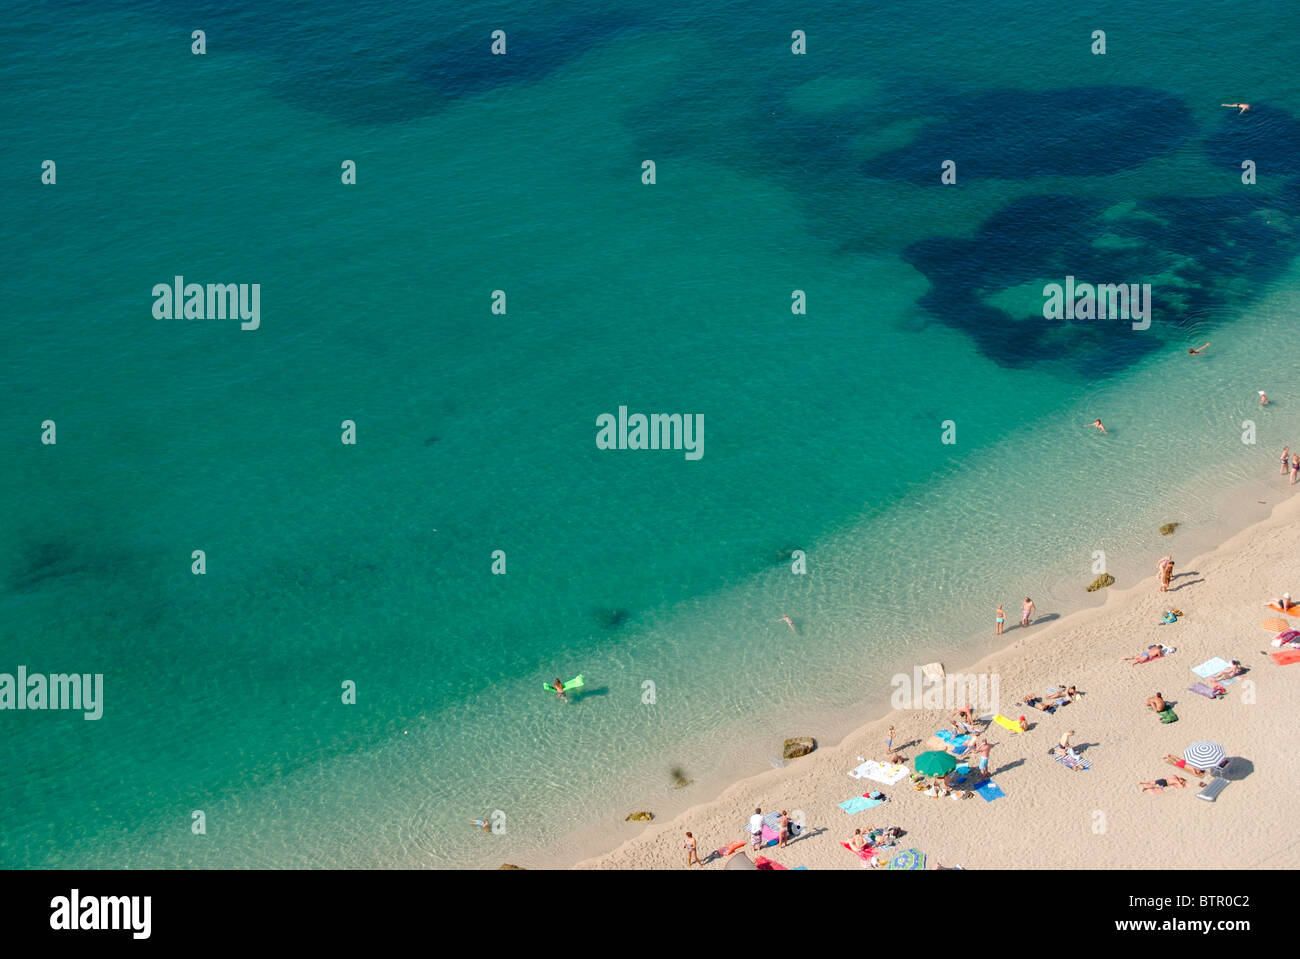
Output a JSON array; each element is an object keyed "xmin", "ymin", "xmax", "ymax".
[{"xmin": 1122, "ymin": 644, "xmax": 1165, "ymax": 665}]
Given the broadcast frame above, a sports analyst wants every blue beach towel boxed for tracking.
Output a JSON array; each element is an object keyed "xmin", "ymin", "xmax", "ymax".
[
  {"xmin": 839, "ymin": 795, "xmax": 885, "ymax": 815},
  {"xmin": 975, "ymin": 780, "xmax": 1006, "ymax": 802},
  {"xmin": 936, "ymin": 729, "xmax": 970, "ymax": 747}
]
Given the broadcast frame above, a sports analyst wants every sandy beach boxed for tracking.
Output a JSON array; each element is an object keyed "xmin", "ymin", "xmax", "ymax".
[{"xmin": 577, "ymin": 492, "xmax": 1300, "ymax": 870}]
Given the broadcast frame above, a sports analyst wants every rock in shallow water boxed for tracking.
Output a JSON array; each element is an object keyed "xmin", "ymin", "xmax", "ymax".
[{"xmin": 782, "ymin": 736, "xmax": 817, "ymax": 759}]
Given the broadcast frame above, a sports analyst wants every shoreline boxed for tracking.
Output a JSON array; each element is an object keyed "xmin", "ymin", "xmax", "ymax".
[{"xmin": 570, "ymin": 480, "xmax": 1300, "ymax": 870}]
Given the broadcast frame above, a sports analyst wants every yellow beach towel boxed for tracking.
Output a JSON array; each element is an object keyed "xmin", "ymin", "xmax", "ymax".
[{"xmin": 993, "ymin": 713, "xmax": 1024, "ymax": 734}]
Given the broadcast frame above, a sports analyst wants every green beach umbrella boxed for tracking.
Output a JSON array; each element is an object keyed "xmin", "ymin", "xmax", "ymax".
[{"xmin": 914, "ymin": 751, "xmax": 957, "ymax": 777}]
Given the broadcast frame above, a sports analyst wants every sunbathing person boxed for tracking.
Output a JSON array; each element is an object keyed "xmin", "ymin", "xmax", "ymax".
[
  {"xmin": 1018, "ymin": 694, "xmax": 1054, "ymax": 712},
  {"xmin": 848, "ymin": 829, "xmax": 868, "ymax": 853},
  {"xmin": 1123, "ymin": 644, "xmax": 1165, "ymax": 664},
  {"xmin": 1162, "ymin": 754, "xmax": 1205, "ymax": 777},
  {"xmin": 1044, "ymin": 684, "xmax": 1079, "ymax": 702},
  {"xmin": 1145, "ymin": 692, "xmax": 1167, "ymax": 712},
  {"xmin": 1204, "ymin": 660, "xmax": 1245, "ymax": 683},
  {"xmin": 1138, "ymin": 776, "xmax": 1188, "ymax": 793}
]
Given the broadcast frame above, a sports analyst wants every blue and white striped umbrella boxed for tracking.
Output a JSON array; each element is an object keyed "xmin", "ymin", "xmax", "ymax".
[{"xmin": 1184, "ymin": 741, "xmax": 1226, "ymax": 769}]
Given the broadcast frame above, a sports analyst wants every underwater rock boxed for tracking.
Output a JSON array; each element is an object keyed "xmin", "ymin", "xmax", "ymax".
[
  {"xmin": 1087, "ymin": 573, "xmax": 1116, "ymax": 592},
  {"xmin": 782, "ymin": 737, "xmax": 816, "ymax": 759},
  {"xmin": 625, "ymin": 811, "xmax": 654, "ymax": 822}
]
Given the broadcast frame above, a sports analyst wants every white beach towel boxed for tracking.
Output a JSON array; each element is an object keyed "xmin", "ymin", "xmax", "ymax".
[{"xmin": 848, "ymin": 760, "xmax": 909, "ymax": 786}]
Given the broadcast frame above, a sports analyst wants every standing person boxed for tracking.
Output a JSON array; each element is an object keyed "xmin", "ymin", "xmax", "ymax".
[
  {"xmin": 1160, "ymin": 558, "xmax": 1174, "ymax": 592},
  {"xmin": 995, "ymin": 603, "xmax": 1006, "ymax": 636},
  {"xmin": 748, "ymin": 808, "xmax": 764, "ymax": 853},
  {"xmin": 777, "ymin": 810, "xmax": 790, "ymax": 848},
  {"xmin": 1282, "ymin": 447, "xmax": 1291, "ymax": 475},
  {"xmin": 1020, "ymin": 597, "xmax": 1037, "ymax": 628},
  {"xmin": 974, "ymin": 736, "xmax": 992, "ymax": 779},
  {"xmin": 684, "ymin": 831, "xmax": 702, "ymax": 868},
  {"xmin": 1290, "ymin": 454, "xmax": 1299, "ymax": 487},
  {"xmin": 885, "ymin": 725, "xmax": 895, "ymax": 757}
]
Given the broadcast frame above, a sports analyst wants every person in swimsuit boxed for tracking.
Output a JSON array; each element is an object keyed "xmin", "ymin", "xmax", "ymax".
[
  {"xmin": 1054, "ymin": 730, "xmax": 1075, "ymax": 757},
  {"xmin": 1019, "ymin": 694, "xmax": 1054, "ymax": 713},
  {"xmin": 995, "ymin": 604, "xmax": 1006, "ymax": 636},
  {"xmin": 1259, "ymin": 390, "xmax": 1269, "ymax": 406},
  {"xmin": 1088, "ymin": 419, "xmax": 1107, "ymax": 433},
  {"xmin": 1188, "ymin": 342, "xmax": 1209, "ymax": 355},
  {"xmin": 1123, "ymin": 644, "xmax": 1165, "ymax": 664},
  {"xmin": 974, "ymin": 737, "xmax": 991, "ymax": 778},
  {"xmin": 1163, "ymin": 755, "xmax": 1205, "ymax": 777},
  {"xmin": 552, "ymin": 678, "xmax": 568, "ymax": 702},
  {"xmin": 1139, "ymin": 776, "xmax": 1188, "ymax": 793},
  {"xmin": 1221, "ymin": 103, "xmax": 1251, "ymax": 114},
  {"xmin": 848, "ymin": 828, "xmax": 868, "ymax": 853},
  {"xmin": 885, "ymin": 725, "xmax": 894, "ymax": 757},
  {"xmin": 1145, "ymin": 692, "xmax": 1167, "ymax": 712},
  {"xmin": 470, "ymin": 818, "xmax": 492, "ymax": 834},
  {"xmin": 1021, "ymin": 597, "xmax": 1036, "ymax": 628},
  {"xmin": 1159, "ymin": 558, "xmax": 1174, "ymax": 592},
  {"xmin": 684, "ymin": 831, "xmax": 702, "ymax": 867},
  {"xmin": 1282, "ymin": 447, "xmax": 1291, "ymax": 475},
  {"xmin": 779, "ymin": 614, "xmax": 797, "ymax": 634},
  {"xmin": 1204, "ymin": 660, "xmax": 1245, "ymax": 683},
  {"xmin": 1290, "ymin": 454, "xmax": 1298, "ymax": 487}
]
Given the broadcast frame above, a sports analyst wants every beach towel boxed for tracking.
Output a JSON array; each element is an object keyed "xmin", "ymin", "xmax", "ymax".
[
  {"xmin": 1272, "ymin": 649, "xmax": 1300, "ymax": 666},
  {"xmin": 754, "ymin": 856, "xmax": 787, "ymax": 870},
  {"xmin": 840, "ymin": 841, "xmax": 874, "ymax": 861},
  {"xmin": 1053, "ymin": 752, "xmax": 1091, "ymax": 771},
  {"xmin": 849, "ymin": 759, "xmax": 909, "ymax": 786},
  {"xmin": 935, "ymin": 729, "xmax": 970, "ymax": 747},
  {"xmin": 950, "ymin": 763, "xmax": 972, "ymax": 785},
  {"xmin": 839, "ymin": 794, "xmax": 885, "ymax": 815},
  {"xmin": 1188, "ymin": 682, "xmax": 1224, "ymax": 700},
  {"xmin": 974, "ymin": 780, "xmax": 1006, "ymax": 802},
  {"xmin": 993, "ymin": 714, "xmax": 1024, "ymax": 734},
  {"xmin": 1192, "ymin": 657, "xmax": 1241, "ymax": 684},
  {"xmin": 1158, "ymin": 708, "xmax": 1178, "ymax": 724}
]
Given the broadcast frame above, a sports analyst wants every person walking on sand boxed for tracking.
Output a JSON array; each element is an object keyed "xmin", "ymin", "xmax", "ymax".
[
  {"xmin": 995, "ymin": 603, "xmax": 1006, "ymax": 636},
  {"xmin": 1282, "ymin": 447, "xmax": 1291, "ymax": 475},
  {"xmin": 684, "ymin": 831, "xmax": 702, "ymax": 867},
  {"xmin": 1020, "ymin": 597, "xmax": 1037, "ymax": 628},
  {"xmin": 1088, "ymin": 419, "xmax": 1107, "ymax": 433}
]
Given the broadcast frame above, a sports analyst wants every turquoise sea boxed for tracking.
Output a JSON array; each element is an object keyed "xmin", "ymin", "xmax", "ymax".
[{"xmin": 3, "ymin": 0, "xmax": 1300, "ymax": 868}]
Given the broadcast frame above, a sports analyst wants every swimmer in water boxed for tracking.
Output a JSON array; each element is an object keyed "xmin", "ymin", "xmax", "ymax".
[
  {"xmin": 470, "ymin": 818, "xmax": 492, "ymax": 834},
  {"xmin": 1220, "ymin": 102, "xmax": 1251, "ymax": 114},
  {"xmin": 552, "ymin": 677, "xmax": 568, "ymax": 702},
  {"xmin": 1188, "ymin": 342, "xmax": 1209, "ymax": 355},
  {"xmin": 1259, "ymin": 390, "xmax": 1269, "ymax": 406},
  {"xmin": 1088, "ymin": 419, "xmax": 1107, "ymax": 433},
  {"xmin": 779, "ymin": 614, "xmax": 797, "ymax": 634}
]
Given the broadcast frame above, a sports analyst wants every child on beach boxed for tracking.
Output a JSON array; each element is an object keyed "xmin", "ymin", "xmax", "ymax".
[
  {"xmin": 995, "ymin": 604, "xmax": 1005, "ymax": 636},
  {"xmin": 886, "ymin": 725, "xmax": 894, "ymax": 757}
]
